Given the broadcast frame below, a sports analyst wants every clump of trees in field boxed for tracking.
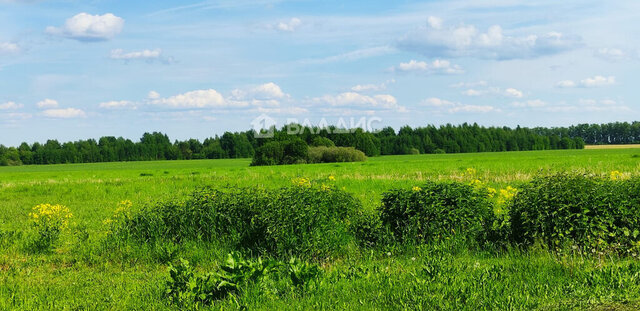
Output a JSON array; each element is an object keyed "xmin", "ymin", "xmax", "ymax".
[{"xmin": 6, "ymin": 121, "xmax": 625, "ymax": 166}]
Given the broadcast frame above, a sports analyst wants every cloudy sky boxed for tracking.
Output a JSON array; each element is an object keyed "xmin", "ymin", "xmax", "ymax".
[{"xmin": 0, "ymin": 0, "xmax": 638, "ymax": 145}]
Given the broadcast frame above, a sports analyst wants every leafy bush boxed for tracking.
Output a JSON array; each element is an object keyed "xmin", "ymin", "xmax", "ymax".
[
  {"xmin": 116, "ymin": 183, "xmax": 361, "ymax": 257},
  {"xmin": 379, "ymin": 182, "xmax": 493, "ymax": 245},
  {"xmin": 307, "ymin": 146, "xmax": 366, "ymax": 164},
  {"xmin": 26, "ymin": 204, "xmax": 72, "ymax": 252},
  {"xmin": 251, "ymin": 138, "xmax": 308, "ymax": 166},
  {"xmin": 310, "ymin": 136, "xmax": 335, "ymax": 147},
  {"xmin": 510, "ymin": 173, "xmax": 640, "ymax": 253},
  {"xmin": 165, "ymin": 253, "xmax": 321, "ymax": 307}
]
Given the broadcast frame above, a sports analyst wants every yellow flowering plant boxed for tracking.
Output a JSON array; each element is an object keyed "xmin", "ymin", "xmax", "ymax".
[{"xmin": 28, "ymin": 203, "xmax": 72, "ymax": 251}]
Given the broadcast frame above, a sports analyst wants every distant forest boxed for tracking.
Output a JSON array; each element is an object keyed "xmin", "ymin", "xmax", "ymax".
[{"xmin": 1, "ymin": 121, "xmax": 638, "ymax": 166}]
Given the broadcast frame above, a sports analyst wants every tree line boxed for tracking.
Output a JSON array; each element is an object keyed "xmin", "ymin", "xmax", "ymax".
[{"xmin": 6, "ymin": 121, "xmax": 635, "ymax": 167}]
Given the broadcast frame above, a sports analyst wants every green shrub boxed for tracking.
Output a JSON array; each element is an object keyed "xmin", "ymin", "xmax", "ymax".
[
  {"xmin": 26, "ymin": 204, "xmax": 73, "ymax": 252},
  {"xmin": 307, "ymin": 146, "xmax": 366, "ymax": 164},
  {"xmin": 117, "ymin": 184, "xmax": 361, "ymax": 257},
  {"xmin": 379, "ymin": 182, "xmax": 493, "ymax": 245},
  {"xmin": 310, "ymin": 136, "xmax": 335, "ymax": 147},
  {"xmin": 251, "ymin": 138, "xmax": 308, "ymax": 166},
  {"xmin": 165, "ymin": 253, "xmax": 321, "ymax": 307},
  {"xmin": 510, "ymin": 173, "xmax": 640, "ymax": 253}
]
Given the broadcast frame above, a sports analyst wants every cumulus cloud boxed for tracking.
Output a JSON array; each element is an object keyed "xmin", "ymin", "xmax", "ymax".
[
  {"xmin": 150, "ymin": 89, "xmax": 237, "ymax": 109},
  {"xmin": 0, "ymin": 42, "xmax": 20, "ymax": 54},
  {"xmin": 504, "ymin": 88, "xmax": 523, "ymax": 98},
  {"xmin": 594, "ymin": 48, "xmax": 638, "ymax": 62},
  {"xmin": 148, "ymin": 91, "xmax": 160, "ymax": 99},
  {"xmin": 310, "ymin": 92, "xmax": 405, "ymax": 112},
  {"xmin": 556, "ymin": 80, "xmax": 577, "ymax": 88},
  {"xmin": 46, "ymin": 13, "xmax": 124, "ymax": 41},
  {"xmin": 580, "ymin": 76, "xmax": 616, "ymax": 87},
  {"xmin": 42, "ymin": 108, "xmax": 86, "ymax": 118},
  {"xmin": 557, "ymin": 76, "xmax": 615, "ymax": 88},
  {"xmin": 235, "ymin": 82, "xmax": 286, "ymax": 100},
  {"xmin": 0, "ymin": 101, "xmax": 22, "ymax": 110},
  {"xmin": 99, "ymin": 100, "xmax": 137, "ymax": 109},
  {"xmin": 398, "ymin": 17, "xmax": 581, "ymax": 60},
  {"xmin": 421, "ymin": 97, "xmax": 497, "ymax": 113},
  {"xmin": 392, "ymin": 59, "xmax": 463, "ymax": 74},
  {"xmin": 274, "ymin": 18, "xmax": 302, "ymax": 32},
  {"xmin": 36, "ymin": 98, "xmax": 59, "ymax": 108}
]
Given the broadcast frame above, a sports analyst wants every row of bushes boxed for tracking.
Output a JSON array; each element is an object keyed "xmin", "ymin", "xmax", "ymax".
[
  {"xmin": 110, "ymin": 172, "xmax": 640, "ymax": 258},
  {"xmin": 111, "ymin": 182, "xmax": 361, "ymax": 257}
]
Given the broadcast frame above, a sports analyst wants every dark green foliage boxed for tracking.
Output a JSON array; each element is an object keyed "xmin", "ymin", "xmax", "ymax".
[
  {"xmin": 9, "ymin": 120, "xmax": 633, "ymax": 167},
  {"xmin": 510, "ymin": 173, "xmax": 640, "ymax": 253},
  {"xmin": 117, "ymin": 185, "xmax": 361, "ymax": 257},
  {"xmin": 250, "ymin": 138, "xmax": 308, "ymax": 166},
  {"xmin": 379, "ymin": 182, "xmax": 494, "ymax": 245},
  {"xmin": 307, "ymin": 146, "xmax": 366, "ymax": 164},
  {"xmin": 310, "ymin": 136, "xmax": 335, "ymax": 147},
  {"xmin": 165, "ymin": 253, "xmax": 321, "ymax": 307}
]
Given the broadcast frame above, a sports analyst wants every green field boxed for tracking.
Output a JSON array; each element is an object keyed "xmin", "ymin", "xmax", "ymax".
[{"xmin": 2, "ymin": 149, "xmax": 640, "ymax": 310}]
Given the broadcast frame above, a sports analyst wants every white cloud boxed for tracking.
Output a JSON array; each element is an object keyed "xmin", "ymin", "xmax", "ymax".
[
  {"xmin": 427, "ymin": 16, "xmax": 443, "ymax": 30},
  {"xmin": 0, "ymin": 42, "xmax": 20, "ymax": 54},
  {"xmin": 580, "ymin": 75, "xmax": 615, "ymax": 88},
  {"xmin": 556, "ymin": 80, "xmax": 576, "ymax": 88},
  {"xmin": 462, "ymin": 89, "xmax": 484, "ymax": 96},
  {"xmin": 351, "ymin": 80, "xmax": 394, "ymax": 93},
  {"xmin": 275, "ymin": 17, "xmax": 302, "ymax": 32},
  {"xmin": 147, "ymin": 91, "xmax": 160, "ymax": 99},
  {"xmin": 99, "ymin": 100, "xmax": 137, "ymax": 109},
  {"xmin": 231, "ymin": 82, "xmax": 288, "ymax": 103},
  {"xmin": 392, "ymin": 59, "xmax": 463, "ymax": 74},
  {"xmin": 421, "ymin": 97, "xmax": 456, "ymax": 107},
  {"xmin": 36, "ymin": 98, "xmax": 59, "ymax": 108},
  {"xmin": 46, "ymin": 13, "xmax": 124, "ymax": 41},
  {"xmin": 421, "ymin": 97, "xmax": 497, "ymax": 113},
  {"xmin": 311, "ymin": 92, "xmax": 404, "ymax": 112},
  {"xmin": 594, "ymin": 48, "xmax": 632, "ymax": 62},
  {"xmin": 512, "ymin": 99, "xmax": 547, "ymax": 108},
  {"xmin": 42, "ymin": 108, "xmax": 86, "ymax": 118},
  {"xmin": 504, "ymin": 88, "xmax": 523, "ymax": 98},
  {"xmin": 557, "ymin": 76, "xmax": 616, "ymax": 88},
  {"xmin": 110, "ymin": 49, "xmax": 162, "ymax": 61},
  {"xmin": 398, "ymin": 17, "xmax": 581, "ymax": 60},
  {"xmin": 150, "ymin": 89, "xmax": 237, "ymax": 108},
  {"xmin": 0, "ymin": 101, "xmax": 22, "ymax": 110}
]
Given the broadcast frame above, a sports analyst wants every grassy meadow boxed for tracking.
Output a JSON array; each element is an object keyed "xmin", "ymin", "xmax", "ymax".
[{"xmin": 1, "ymin": 148, "xmax": 640, "ymax": 310}]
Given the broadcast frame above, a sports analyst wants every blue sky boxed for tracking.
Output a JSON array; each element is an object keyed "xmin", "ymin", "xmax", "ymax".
[{"xmin": 0, "ymin": 0, "xmax": 639, "ymax": 145}]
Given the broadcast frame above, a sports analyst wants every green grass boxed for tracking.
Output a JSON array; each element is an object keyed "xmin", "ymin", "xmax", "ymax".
[{"xmin": 1, "ymin": 149, "xmax": 640, "ymax": 310}]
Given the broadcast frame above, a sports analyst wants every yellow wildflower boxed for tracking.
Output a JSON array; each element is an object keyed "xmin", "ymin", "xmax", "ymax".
[
  {"xmin": 412, "ymin": 186, "xmax": 422, "ymax": 192},
  {"xmin": 328, "ymin": 175, "xmax": 336, "ymax": 181},
  {"xmin": 292, "ymin": 177, "xmax": 311, "ymax": 188},
  {"xmin": 487, "ymin": 187, "xmax": 497, "ymax": 198},
  {"xmin": 610, "ymin": 170, "xmax": 628, "ymax": 181},
  {"xmin": 498, "ymin": 186, "xmax": 518, "ymax": 205},
  {"xmin": 465, "ymin": 168, "xmax": 477, "ymax": 176}
]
